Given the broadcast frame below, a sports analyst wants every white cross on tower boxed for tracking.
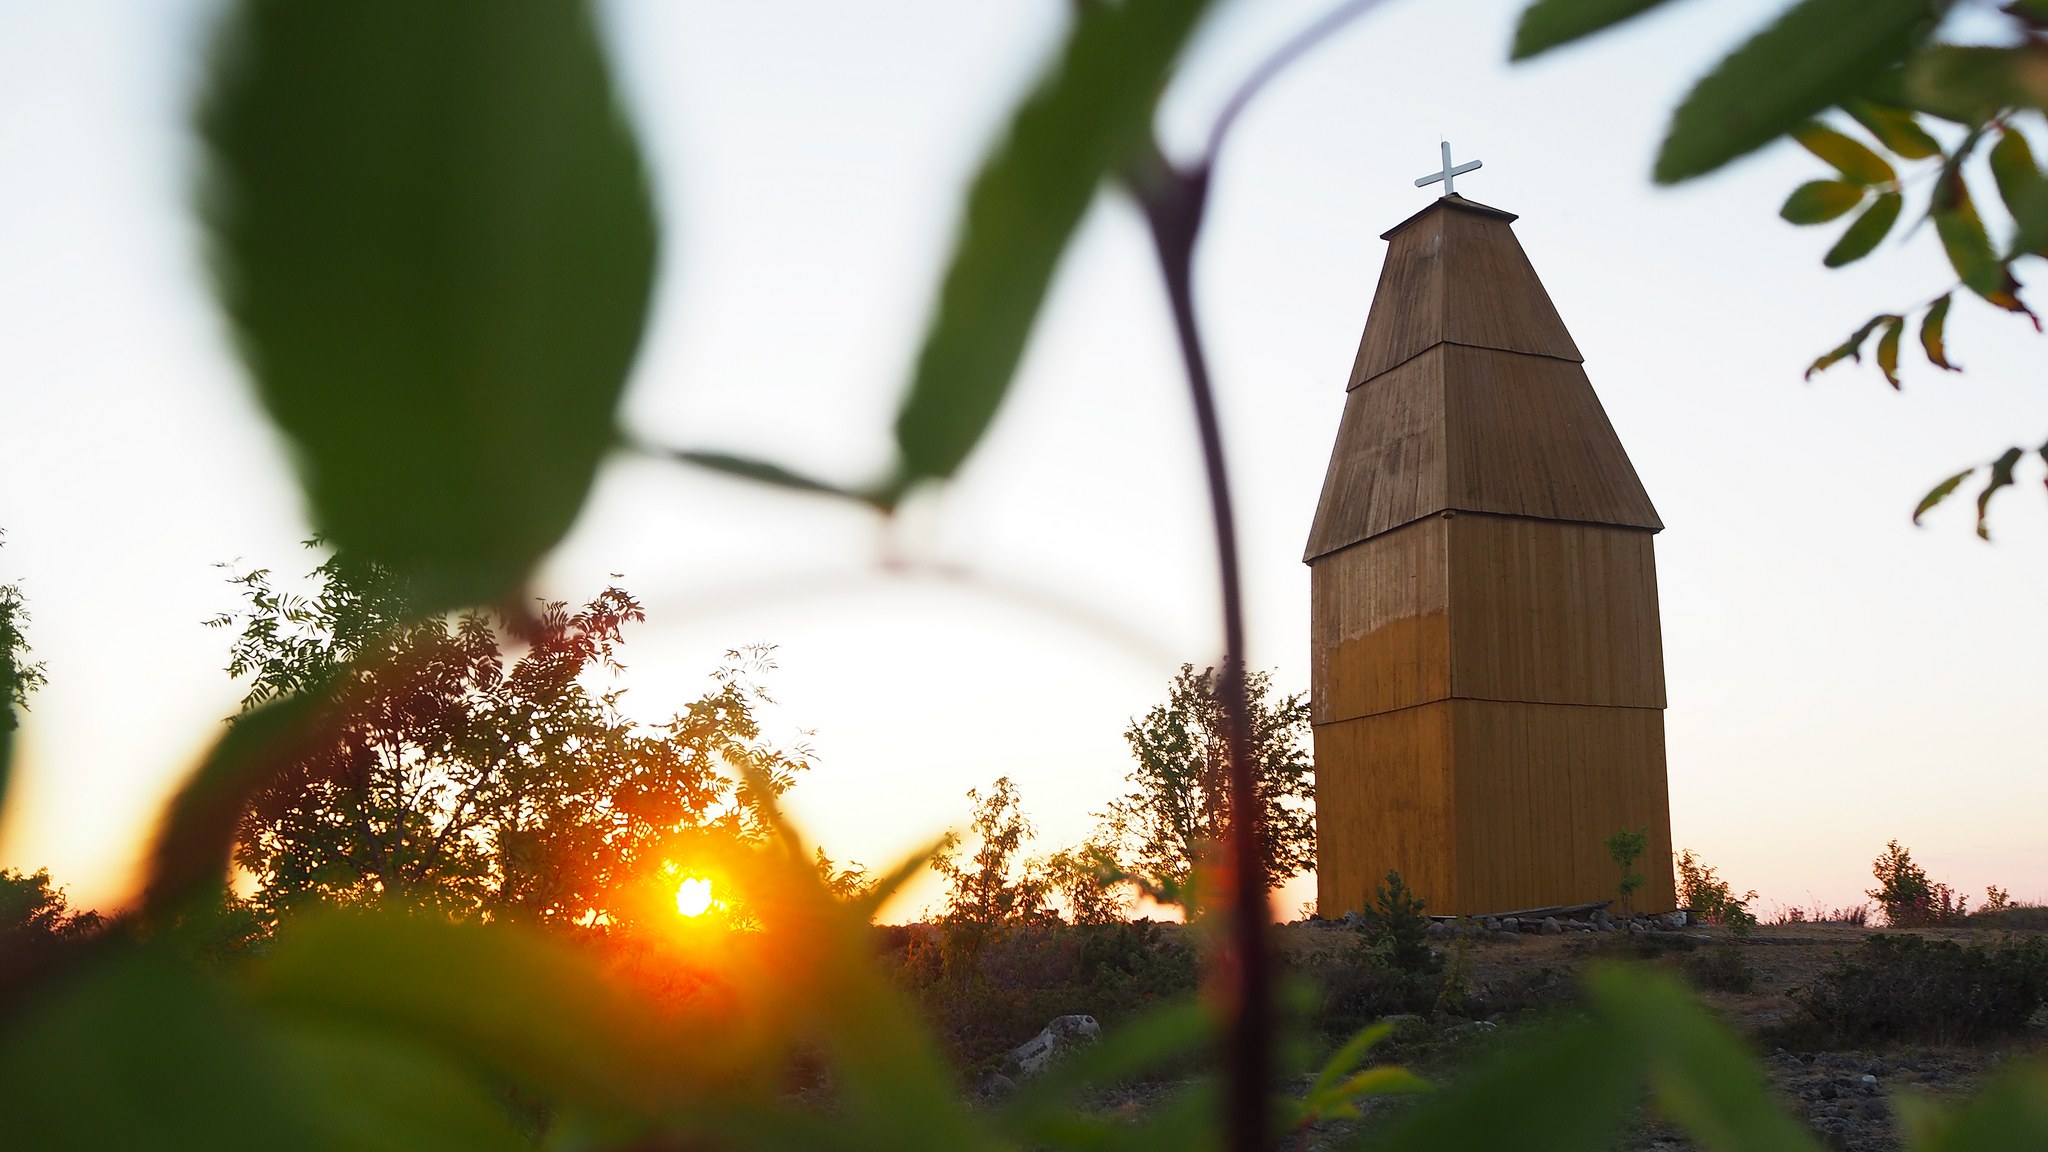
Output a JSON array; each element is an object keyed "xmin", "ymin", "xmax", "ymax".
[{"xmin": 1414, "ymin": 140, "xmax": 1482, "ymax": 197}]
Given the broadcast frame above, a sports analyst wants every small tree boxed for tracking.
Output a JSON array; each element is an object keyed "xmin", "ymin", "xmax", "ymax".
[
  {"xmin": 1605, "ymin": 828, "xmax": 1648, "ymax": 917},
  {"xmin": 1674, "ymin": 849, "xmax": 1758, "ymax": 934},
  {"xmin": 1357, "ymin": 870, "xmax": 1438, "ymax": 975},
  {"xmin": 0, "ymin": 534, "xmax": 48, "ymax": 775},
  {"xmin": 931, "ymin": 776, "xmax": 1049, "ymax": 929},
  {"xmin": 1868, "ymin": 839, "xmax": 1967, "ymax": 927},
  {"xmin": 0, "ymin": 868, "xmax": 102, "ymax": 947},
  {"xmin": 1100, "ymin": 663, "xmax": 1314, "ymax": 896},
  {"xmin": 1041, "ymin": 842, "xmax": 1128, "ymax": 926}
]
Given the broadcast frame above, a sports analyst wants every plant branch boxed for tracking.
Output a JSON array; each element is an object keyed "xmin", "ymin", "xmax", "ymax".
[
  {"xmin": 1126, "ymin": 145, "xmax": 1269, "ymax": 1152},
  {"xmin": 1202, "ymin": 0, "xmax": 1390, "ymax": 171}
]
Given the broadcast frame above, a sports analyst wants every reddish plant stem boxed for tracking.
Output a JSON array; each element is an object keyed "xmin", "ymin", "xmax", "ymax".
[{"xmin": 1132, "ymin": 151, "xmax": 1269, "ymax": 1152}]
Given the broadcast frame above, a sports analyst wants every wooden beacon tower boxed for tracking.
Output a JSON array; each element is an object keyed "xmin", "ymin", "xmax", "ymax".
[{"xmin": 1306, "ymin": 192, "xmax": 1675, "ymax": 918}]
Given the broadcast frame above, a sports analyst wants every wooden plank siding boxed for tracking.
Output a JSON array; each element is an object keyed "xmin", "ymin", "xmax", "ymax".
[
  {"xmin": 1451, "ymin": 701, "xmax": 1676, "ymax": 914},
  {"xmin": 1308, "ymin": 517, "xmax": 1450, "ymax": 725},
  {"xmin": 1445, "ymin": 516, "xmax": 1665, "ymax": 708},
  {"xmin": 1309, "ymin": 194, "xmax": 1673, "ymax": 918},
  {"xmin": 1312, "ymin": 703, "xmax": 1458, "ymax": 920},
  {"xmin": 1306, "ymin": 348, "xmax": 1659, "ymax": 564},
  {"xmin": 1347, "ymin": 196, "xmax": 1581, "ymax": 387}
]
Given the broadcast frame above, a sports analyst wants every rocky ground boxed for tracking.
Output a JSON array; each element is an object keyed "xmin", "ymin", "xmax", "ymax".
[{"xmin": 1010, "ymin": 918, "xmax": 2048, "ymax": 1151}]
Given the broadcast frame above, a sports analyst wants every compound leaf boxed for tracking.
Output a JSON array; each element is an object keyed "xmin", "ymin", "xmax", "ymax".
[
  {"xmin": 198, "ymin": 0, "xmax": 659, "ymax": 612},
  {"xmin": 1655, "ymin": 0, "xmax": 1940, "ymax": 183},
  {"xmin": 1805, "ymin": 313, "xmax": 1896, "ymax": 379}
]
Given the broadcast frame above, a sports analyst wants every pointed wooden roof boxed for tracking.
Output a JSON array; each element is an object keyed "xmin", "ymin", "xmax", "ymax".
[{"xmin": 1306, "ymin": 196, "xmax": 1660, "ymax": 562}]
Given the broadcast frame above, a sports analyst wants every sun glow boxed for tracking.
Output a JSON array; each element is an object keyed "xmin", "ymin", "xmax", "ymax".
[{"xmin": 675, "ymin": 877, "xmax": 714, "ymax": 917}]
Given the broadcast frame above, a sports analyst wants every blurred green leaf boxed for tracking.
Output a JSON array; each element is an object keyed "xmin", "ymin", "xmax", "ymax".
[
  {"xmin": 198, "ymin": 0, "xmax": 658, "ymax": 612},
  {"xmin": 1589, "ymin": 967, "xmax": 1823, "ymax": 1152},
  {"xmin": 272, "ymin": 1023, "xmax": 529, "ymax": 1152},
  {"xmin": 891, "ymin": 0, "xmax": 1213, "ymax": 493},
  {"xmin": 1914, "ymin": 466, "xmax": 1974, "ymax": 525},
  {"xmin": 1909, "ymin": 44, "xmax": 2048, "ymax": 124},
  {"xmin": 1806, "ymin": 313, "xmax": 1897, "ymax": 379},
  {"xmin": 664, "ymin": 448, "xmax": 882, "ymax": 506},
  {"xmin": 1920, "ymin": 293, "xmax": 1958, "ymax": 370},
  {"xmin": 1308, "ymin": 1019, "xmax": 1395, "ymax": 1101},
  {"xmin": 1374, "ymin": 1018, "xmax": 1642, "ymax": 1152},
  {"xmin": 1782, "ymin": 180, "xmax": 1867, "ymax": 224},
  {"xmin": 1918, "ymin": 1059, "xmax": 2048, "ymax": 1151},
  {"xmin": 1875, "ymin": 315, "xmax": 1905, "ymax": 388},
  {"xmin": 1932, "ymin": 178, "xmax": 2008, "ymax": 298},
  {"xmin": 251, "ymin": 910, "xmax": 738, "ymax": 1114},
  {"xmin": 1989, "ymin": 128, "xmax": 2048, "ymax": 256},
  {"xmin": 1974, "ymin": 446, "xmax": 2026, "ymax": 540},
  {"xmin": 1845, "ymin": 100, "xmax": 1942, "ymax": 158},
  {"xmin": 1654, "ymin": 0, "xmax": 1939, "ymax": 184},
  {"xmin": 1509, "ymin": 0, "xmax": 1682, "ymax": 60},
  {"xmin": 143, "ymin": 691, "xmax": 328, "ymax": 919},
  {"xmin": 1793, "ymin": 121, "xmax": 1897, "ymax": 184},
  {"xmin": 1824, "ymin": 191, "xmax": 1902, "ymax": 266},
  {"xmin": 0, "ymin": 945, "xmax": 328, "ymax": 1152}
]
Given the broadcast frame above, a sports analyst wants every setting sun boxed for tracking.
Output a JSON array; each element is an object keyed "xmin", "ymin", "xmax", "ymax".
[{"xmin": 675, "ymin": 877, "xmax": 714, "ymax": 918}]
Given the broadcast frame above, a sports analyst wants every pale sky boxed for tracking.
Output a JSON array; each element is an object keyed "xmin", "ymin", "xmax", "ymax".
[{"xmin": 2, "ymin": 0, "xmax": 2042, "ymax": 921}]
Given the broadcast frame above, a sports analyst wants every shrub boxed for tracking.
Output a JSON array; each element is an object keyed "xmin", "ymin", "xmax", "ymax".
[
  {"xmin": 887, "ymin": 920, "xmax": 1198, "ymax": 1067},
  {"xmin": 1867, "ymin": 839, "xmax": 1969, "ymax": 927},
  {"xmin": 1767, "ymin": 901, "xmax": 1868, "ymax": 927},
  {"xmin": 1674, "ymin": 849, "xmax": 1758, "ymax": 932},
  {"xmin": 1783, "ymin": 934, "xmax": 2048, "ymax": 1047},
  {"xmin": 1356, "ymin": 870, "xmax": 1439, "ymax": 975},
  {"xmin": 1604, "ymin": 828, "xmax": 1647, "ymax": 916},
  {"xmin": 1685, "ymin": 942, "xmax": 1756, "ymax": 994}
]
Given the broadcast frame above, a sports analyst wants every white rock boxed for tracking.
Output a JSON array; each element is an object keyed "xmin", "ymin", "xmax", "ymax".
[{"xmin": 1006, "ymin": 1014, "xmax": 1101, "ymax": 1078}]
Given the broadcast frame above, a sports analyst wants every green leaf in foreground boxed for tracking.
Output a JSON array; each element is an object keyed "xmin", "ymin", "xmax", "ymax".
[
  {"xmin": 1844, "ymin": 100, "xmax": 1941, "ymax": 159},
  {"xmin": 1824, "ymin": 191, "xmax": 1902, "ymax": 267},
  {"xmin": 1915, "ymin": 1059, "xmax": 2048, "ymax": 1152},
  {"xmin": 1509, "ymin": 0, "xmax": 1681, "ymax": 61},
  {"xmin": 0, "ymin": 947, "xmax": 326, "ymax": 1152},
  {"xmin": 1654, "ymin": 0, "xmax": 1940, "ymax": 184},
  {"xmin": 1990, "ymin": 127, "xmax": 2048, "ymax": 257},
  {"xmin": 197, "ymin": 0, "xmax": 658, "ymax": 612},
  {"xmin": 1590, "ymin": 967, "xmax": 1823, "ymax": 1152},
  {"xmin": 891, "ymin": 0, "xmax": 1214, "ymax": 494},
  {"xmin": 1375, "ymin": 1018, "xmax": 1642, "ymax": 1152},
  {"xmin": 1933, "ymin": 178, "xmax": 2008, "ymax": 298},
  {"xmin": 1919, "ymin": 293, "xmax": 1957, "ymax": 371},
  {"xmin": 665, "ymin": 448, "xmax": 881, "ymax": 506},
  {"xmin": 1792, "ymin": 121, "xmax": 1897, "ymax": 185},
  {"xmin": 143, "ymin": 692, "xmax": 329, "ymax": 919},
  {"xmin": 1781, "ymin": 180, "xmax": 1866, "ymax": 224},
  {"xmin": 1913, "ymin": 466, "xmax": 1973, "ymax": 525}
]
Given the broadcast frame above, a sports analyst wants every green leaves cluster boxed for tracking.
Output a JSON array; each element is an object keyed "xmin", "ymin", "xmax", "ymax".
[{"xmin": 1515, "ymin": 0, "xmax": 2048, "ymax": 532}]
